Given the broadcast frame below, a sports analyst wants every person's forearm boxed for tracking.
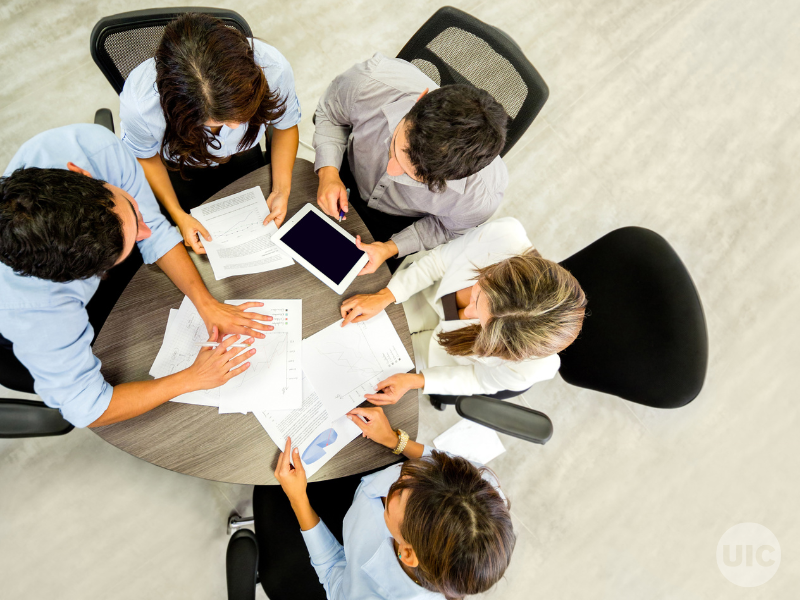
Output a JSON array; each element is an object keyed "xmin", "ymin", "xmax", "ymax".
[
  {"xmin": 291, "ymin": 495, "xmax": 321, "ymax": 531},
  {"xmin": 270, "ymin": 126, "xmax": 299, "ymax": 195},
  {"xmin": 156, "ymin": 244, "xmax": 215, "ymax": 311},
  {"xmin": 138, "ymin": 155, "xmax": 185, "ymax": 221},
  {"xmin": 89, "ymin": 370, "xmax": 194, "ymax": 427}
]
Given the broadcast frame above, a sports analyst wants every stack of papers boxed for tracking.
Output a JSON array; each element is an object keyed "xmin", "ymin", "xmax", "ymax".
[
  {"xmin": 256, "ymin": 311, "xmax": 415, "ymax": 477},
  {"xmin": 191, "ymin": 187, "xmax": 294, "ymax": 280},
  {"xmin": 150, "ymin": 297, "xmax": 302, "ymax": 413}
]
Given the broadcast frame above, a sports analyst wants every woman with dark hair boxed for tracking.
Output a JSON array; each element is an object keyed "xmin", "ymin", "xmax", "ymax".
[
  {"xmin": 254, "ymin": 406, "xmax": 515, "ymax": 600},
  {"xmin": 119, "ymin": 13, "xmax": 301, "ymax": 253}
]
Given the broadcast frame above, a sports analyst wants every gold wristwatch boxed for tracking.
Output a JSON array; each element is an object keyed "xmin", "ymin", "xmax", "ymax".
[{"xmin": 392, "ymin": 429, "xmax": 409, "ymax": 455}]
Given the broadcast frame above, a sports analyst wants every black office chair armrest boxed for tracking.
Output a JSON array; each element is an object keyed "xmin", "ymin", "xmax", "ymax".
[
  {"xmin": 0, "ymin": 399, "xmax": 74, "ymax": 438},
  {"xmin": 451, "ymin": 395, "xmax": 553, "ymax": 445},
  {"xmin": 94, "ymin": 108, "xmax": 115, "ymax": 133}
]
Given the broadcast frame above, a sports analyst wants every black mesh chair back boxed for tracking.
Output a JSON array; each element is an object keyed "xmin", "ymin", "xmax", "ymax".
[
  {"xmin": 90, "ymin": 7, "xmax": 252, "ymax": 95},
  {"xmin": 558, "ymin": 227, "xmax": 708, "ymax": 409},
  {"xmin": 397, "ymin": 6, "xmax": 549, "ymax": 157}
]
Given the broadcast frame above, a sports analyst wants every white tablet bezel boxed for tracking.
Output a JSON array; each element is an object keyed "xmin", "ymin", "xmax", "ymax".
[{"xmin": 271, "ymin": 203, "xmax": 369, "ymax": 295}]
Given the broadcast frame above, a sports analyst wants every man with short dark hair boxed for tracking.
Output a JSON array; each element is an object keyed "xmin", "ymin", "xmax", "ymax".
[
  {"xmin": 314, "ymin": 53, "xmax": 509, "ymax": 273},
  {"xmin": 0, "ymin": 124, "xmax": 271, "ymax": 428}
]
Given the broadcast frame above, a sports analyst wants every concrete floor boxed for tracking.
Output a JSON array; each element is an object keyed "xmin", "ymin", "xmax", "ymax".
[{"xmin": 1, "ymin": 0, "xmax": 798, "ymax": 598}]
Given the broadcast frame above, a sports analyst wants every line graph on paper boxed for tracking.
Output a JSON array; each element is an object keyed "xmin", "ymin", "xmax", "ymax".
[
  {"xmin": 191, "ymin": 187, "xmax": 269, "ymax": 245},
  {"xmin": 302, "ymin": 312, "xmax": 416, "ymax": 419},
  {"xmin": 227, "ymin": 332, "xmax": 289, "ymax": 394}
]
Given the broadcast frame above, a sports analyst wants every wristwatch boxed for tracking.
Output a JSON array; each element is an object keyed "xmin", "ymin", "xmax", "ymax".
[{"xmin": 392, "ymin": 429, "xmax": 409, "ymax": 455}]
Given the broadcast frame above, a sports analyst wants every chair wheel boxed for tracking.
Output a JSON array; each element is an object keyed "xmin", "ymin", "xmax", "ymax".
[{"xmin": 430, "ymin": 397, "xmax": 446, "ymax": 411}]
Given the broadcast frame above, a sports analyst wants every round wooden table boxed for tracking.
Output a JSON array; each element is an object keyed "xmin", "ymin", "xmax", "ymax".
[{"xmin": 93, "ymin": 159, "xmax": 417, "ymax": 484}]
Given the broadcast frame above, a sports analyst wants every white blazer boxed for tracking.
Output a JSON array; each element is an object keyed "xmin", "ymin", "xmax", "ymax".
[{"xmin": 386, "ymin": 218, "xmax": 560, "ymax": 396}]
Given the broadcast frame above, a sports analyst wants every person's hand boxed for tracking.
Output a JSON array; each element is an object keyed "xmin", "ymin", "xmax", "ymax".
[
  {"xmin": 263, "ymin": 189, "xmax": 289, "ymax": 228},
  {"xmin": 316, "ymin": 166, "xmax": 348, "ymax": 219},
  {"xmin": 274, "ymin": 436, "xmax": 308, "ymax": 505},
  {"xmin": 188, "ymin": 327, "xmax": 255, "ymax": 390},
  {"xmin": 175, "ymin": 212, "xmax": 212, "ymax": 255},
  {"xmin": 364, "ymin": 373, "xmax": 424, "ymax": 405},
  {"xmin": 347, "ymin": 407, "xmax": 399, "ymax": 448},
  {"xmin": 197, "ymin": 300, "xmax": 274, "ymax": 339},
  {"xmin": 355, "ymin": 236, "xmax": 398, "ymax": 276},
  {"xmin": 340, "ymin": 288, "xmax": 396, "ymax": 326}
]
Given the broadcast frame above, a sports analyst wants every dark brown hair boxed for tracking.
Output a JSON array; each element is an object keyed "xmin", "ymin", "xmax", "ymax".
[
  {"xmin": 0, "ymin": 168, "xmax": 123, "ymax": 282},
  {"xmin": 404, "ymin": 84, "xmax": 507, "ymax": 193},
  {"xmin": 437, "ymin": 249, "xmax": 587, "ymax": 360},
  {"xmin": 387, "ymin": 451, "xmax": 515, "ymax": 600},
  {"xmin": 155, "ymin": 13, "xmax": 285, "ymax": 177}
]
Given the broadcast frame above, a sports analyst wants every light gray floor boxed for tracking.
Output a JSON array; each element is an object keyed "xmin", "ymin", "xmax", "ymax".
[{"xmin": 1, "ymin": 0, "xmax": 798, "ymax": 598}]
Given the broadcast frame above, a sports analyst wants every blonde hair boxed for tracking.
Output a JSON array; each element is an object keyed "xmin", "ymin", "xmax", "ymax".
[{"xmin": 436, "ymin": 250, "xmax": 587, "ymax": 360}]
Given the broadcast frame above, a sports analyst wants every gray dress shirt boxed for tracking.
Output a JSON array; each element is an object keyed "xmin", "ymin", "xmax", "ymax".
[{"xmin": 313, "ymin": 53, "xmax": 509, "ymax": 257}]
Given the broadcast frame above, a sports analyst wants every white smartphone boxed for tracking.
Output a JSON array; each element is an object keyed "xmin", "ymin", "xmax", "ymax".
[{"xmin": 271, "ymin": 203, "xmax": 369, "ymax": 295}]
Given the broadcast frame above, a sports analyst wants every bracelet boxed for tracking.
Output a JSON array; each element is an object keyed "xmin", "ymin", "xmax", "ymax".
[{"xmin": 392, "ymin": 429, "xmax": 409, "ymax": 455}]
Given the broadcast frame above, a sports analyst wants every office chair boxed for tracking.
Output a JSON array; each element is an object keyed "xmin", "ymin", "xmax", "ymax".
[
  {"xmin": 226, "ymin": 529, "xmax": 259, "ymax": 600},
  {"xmin": 89, "ymin": 7, "xmax": 252, "ymax": 132},
  {"xmin": 397, "ymin": 6, "xmax": 549, "ymax": 157},
  {"xmin": 430, "ymin": 227, "xmax": 709, "ymax": 441}
]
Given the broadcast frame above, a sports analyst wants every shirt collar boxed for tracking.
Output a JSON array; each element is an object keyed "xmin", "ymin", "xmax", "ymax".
[
  {"xmin": 361, "ymin": 537, "xmax": 441, "ymax": 600},
  {"xmin": 381, "ymin": 98, "xmax": 468, "ymax": 195}
]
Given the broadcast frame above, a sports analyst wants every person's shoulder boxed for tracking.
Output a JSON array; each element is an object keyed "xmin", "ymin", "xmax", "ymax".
[
  {"xmin": 355, "ymin": 53, "xmax": 438, "ymax": 94},
  {"xmin": 122, "ymin": 58, "xmax": 158, "ymax": 97},
  {"xmin": 251, "ymin": 38, "xmax": 290, "ymax": 68},
  {"xmin": 4, "ymin": 125, "xmax": 119, "ymax": 174},
  {"xmin": 470, "ymin": 217, "xmax": 530, "ymax": 245}
]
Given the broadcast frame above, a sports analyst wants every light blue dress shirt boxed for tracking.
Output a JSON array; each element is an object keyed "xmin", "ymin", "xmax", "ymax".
[
  {"xmin": 300, "ymin": 450, "xmax": 504, "ymax": 600},
  {"xmin": 119, "ymin": 39, "xmax": 302, "ymax": 161},
  {"xmin": 0, "ymin": 124, "xmax": 182, "ymax": 427}
]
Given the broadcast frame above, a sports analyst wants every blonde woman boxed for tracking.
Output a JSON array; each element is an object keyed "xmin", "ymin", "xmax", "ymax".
[{"xmin": 341, "ymin": 217, "xmax": 587, "ymax": 402}]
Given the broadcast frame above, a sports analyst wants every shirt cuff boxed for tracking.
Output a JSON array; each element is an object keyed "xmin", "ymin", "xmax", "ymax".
[
  {"xmin": 385, "ymin": 279, "xmax": 411, "ymax": 304},
  {"xmin": 301, "ymin": 519, "xmax": 342, "ymax": 563},
  {"xmin": 390, "ymin": 226, "xmax": 421, "ymax": 258},
  {"xmin": 58, "ymin": 380, "xmax": 113, "ymax": 428},
  {"xmin": 314, "ymin": 143, "xmax": 345, "ymax": 173}
]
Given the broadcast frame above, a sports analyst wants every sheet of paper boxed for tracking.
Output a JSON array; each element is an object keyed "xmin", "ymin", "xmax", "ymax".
[
  {"xmin": 190, "ymin": 186, "xmax": 294, "ymax": 280},
  {"xmin": 217, "ymin": 299, "xmax": 302, "ymax": 414},
  {"xmin": 150, "ymin": 300, "xmax": 220, "ymax": 406},
  {"xmin": 254, "ymin": 375, "xmax": 362, "ymax": 478},
  {"xmin": 301, "ymin": 311, "xmax": 415, "ymax": 420},
  {"xmin": 433, "ymin": 419, "xmax": 506, "ymax": 464}
]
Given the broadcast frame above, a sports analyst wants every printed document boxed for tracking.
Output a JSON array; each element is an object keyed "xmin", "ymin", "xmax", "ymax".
[
  {"xmin": 255, "ymin": 375, "xmax": 362, "ymax": 478},
  {"xmin": 301, "ymin": 311, "xmax": 415, "ymax": 419},
  {"xmin": 190, "ymin": 187, "xmax": 294, "ymax": 279},
  {"xmin": 150, "ymin": 297, "xmax": 302, "ymax": 413}
]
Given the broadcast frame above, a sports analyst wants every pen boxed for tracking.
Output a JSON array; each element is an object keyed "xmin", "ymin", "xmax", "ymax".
[
  {"xmin": 338, "ymin": 208, "xmax": 345, "ymax": 222},
  {"xmin": 195, "ymin": 342, "xmax": 251, "ymax": 348}
]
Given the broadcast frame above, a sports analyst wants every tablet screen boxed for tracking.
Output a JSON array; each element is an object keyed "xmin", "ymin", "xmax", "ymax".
[{"xmin": 279, "ymin": 210, "xmax": 365, "ymax": 284}]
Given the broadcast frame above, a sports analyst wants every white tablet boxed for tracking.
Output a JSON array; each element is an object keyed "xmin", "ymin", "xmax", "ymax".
[{"xmin": 271, "ymin": 203, "xmax": 369, "ymax": 295}]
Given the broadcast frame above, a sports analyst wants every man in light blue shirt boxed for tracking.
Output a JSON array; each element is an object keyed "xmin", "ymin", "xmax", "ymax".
[{"xmin": 0, "ymin": 124, "xmax": 272, "ymax": 427}]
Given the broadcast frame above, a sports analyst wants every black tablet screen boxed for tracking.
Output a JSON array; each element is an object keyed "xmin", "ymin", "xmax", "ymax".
[{"xmin": 280, "ymin": 210, "xmax": 365, "ymax": 284}]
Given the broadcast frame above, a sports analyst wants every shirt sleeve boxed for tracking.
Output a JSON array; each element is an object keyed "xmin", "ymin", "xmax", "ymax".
[
  {"xmin": 301, "ymin": 519, "xmax": 348, "ymax": 599},
  {"xmin": 313, "ymin": 59, "xmax": 371, "ymax": 173},
  {"xmin": 268, "ymin": 56, "xmax": 302, "ymax": 130},
  {"xmin": 422, "ymin": 354, "xmax": 561, "ymax": 396},
  {"xmin": 119, "ymin": 79, "xmax": 162, "ymax": 159},
  {"xmin": 386, "ymin": 224, "xmax": 483, "ymax": 302},
  {"xmin": 104, "ymin": 138, "xmax": 182, "ymax": 264},
  {"xmin": 3, "ymin": 301, "xmax": 112, "ymax": 428}
]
